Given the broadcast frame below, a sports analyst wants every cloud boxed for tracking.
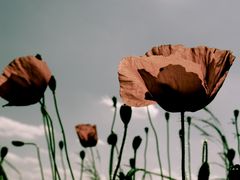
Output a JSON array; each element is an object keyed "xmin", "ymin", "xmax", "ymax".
[{"xmin": 0, "ymin": 116, "xmax": 44, "ymax": 140}]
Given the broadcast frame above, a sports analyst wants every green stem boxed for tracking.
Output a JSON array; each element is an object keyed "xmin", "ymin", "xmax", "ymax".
[
  {"xmin": 40, "ymin": 102, "xmax": 55, "ymax": 180},
  {"xmin": 90, "ymin": 148, "xmax": 97, "ymax": 179},
  {"xmin": 166, "ymin": 118, "xmax": 171, "ymax": 178},
  {"xmin": 112, "ymin": 125, "xmax": 128, "ymax": 180},
  {"xmin": 52, "ymin": 92, "xmax": 75, "ymax": 180},
  {"xmin": 40, "ymin": 102, "xmax": 61, "ymax": 180},
  {"xmin": 180, "ymin": 111, "xmax": 185, "ymax": 180},
  {"xmin": 147, "ymin": 106, "xmax": 163, "ymax": 180}
]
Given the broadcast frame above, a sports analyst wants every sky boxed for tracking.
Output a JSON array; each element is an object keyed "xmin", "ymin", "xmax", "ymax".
[{"xmin": 1, "ymin": 0, "xmax": 240, "ymax": 179}]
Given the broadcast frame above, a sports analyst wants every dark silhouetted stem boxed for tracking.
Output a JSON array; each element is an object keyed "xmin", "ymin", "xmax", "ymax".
[
  {"xmin": 80, "ymin": 158, "xmax": 84, "ymax": 180},
  {"xmin": 142, "ymin": 129, "xmax": 149, "ymax": 180},
  {"xmin": 166, "ymin": 117, "xmax": 171, "ymax": 178},
  {"xmin": 109, "ymin": 145, "xmax": 115, "ymax": 180},
  {"xmin": 180, "ymin": 111, "xmax": 185, "ymax": 180},
  {"xmin": 187, "ymin": 120, "xmax": 192, "ymax": 180},
  {"xmin": 52, "ymin": 92, "xmax": 75, "ymax": 180},
  {"xmin": 112, "ymin": 125, "xmax": 128, "ymax": 180},
  {"xmin": 147, "ymin": 106, "xmax": 163, "ymax": 180},
  {"xmin": 234, "ymin": 116, "xmax": 240, "ymax": 162},
  {"xmin": 111, "ymin": 106, "xmax": 117, "ymax": 132}
]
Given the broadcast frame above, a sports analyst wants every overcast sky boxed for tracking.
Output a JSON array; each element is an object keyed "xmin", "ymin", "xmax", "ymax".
[{"xmin": 1, "ymin": 0, "xmax": 240, "ymax": 179}]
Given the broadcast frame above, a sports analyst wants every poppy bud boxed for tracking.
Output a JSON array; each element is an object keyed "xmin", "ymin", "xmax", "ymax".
[
  {"xmin": 132, "ymin": 136, "xmax": 142, "ymax": 151},
  {"xmin": 165, "ymin": 112, "xmax": 170, "ymax": 121},
  {"xmin": 35, "ymin": 54, "xmax": 42, "ymax": 60},
  {"xmin": 198, "ymin": 162, "xmax": 210, "ymax": 180},
  {"xmin": 49, "ymin": 75, "xmax": 57, "ymax": 92},
  {"xmin": 59, "ymin": 140, "xmax": 64, "ymax": 150},
  {"xmin": 187, "ymin": 116, "xmax": 192, "ymax": 125},
  {"xmin": 0, "ymin": 147, "xmax": 8, "ymax": 160},
  {"xmin": 12, "ymin": 141, "xmax": 25, "ymax": 147},
  {"xmin": 120, "ymin": 104, "xmax": 132, "ymax": 126},
  {"xmin": 80, "ymin": 150, "xmax": 85, "ymax": 160},
  {"xmin": 107, "ymin": 132, "xmax": 118, "ymax": 146},
  {"xmin": 227, "ymin": 148, "xmax": 235, "ymax": 165},
  {"xmin": 144, "ymin": 127, "xmax": 149, "ymax": 134},
  {"xmin": 112, "ymin": 96, "xmax": 117, "ymax": 108},
  {"xmin": 228, "ymin": 164, "xmax": 240, "ymax": 180},
  {"xmin": 234, "ymin": 109, "xmax": 239, "ymax": 120},
  {"xmin": 129, "ymin": 158, "xmax": 135, "ymax": 169}
]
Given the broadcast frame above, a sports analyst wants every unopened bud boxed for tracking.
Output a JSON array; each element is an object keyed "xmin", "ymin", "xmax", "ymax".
[{"xmin": 120, "ymin": 104, "xmax": 132, "ymax": 126}]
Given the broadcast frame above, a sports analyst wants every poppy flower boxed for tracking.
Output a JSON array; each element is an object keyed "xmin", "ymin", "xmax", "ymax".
[
  {"xmin": 118, "ymin": 44, "xmax": 235, "ymax": 112},
  {"xmin": 75, "ymin": 124, "xmax": 98, "ymax": 148},
  {"xmin": 0, "ymin": 55, "xmax": 52, "ymax": 106}
]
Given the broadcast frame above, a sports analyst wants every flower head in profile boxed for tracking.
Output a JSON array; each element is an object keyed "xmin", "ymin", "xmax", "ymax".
[
  {"xmin": 0, "ymin": 55, "xmax": 52, "ymax": 106},
  {"xmin": 75, "ymin": 124, "xmax": 98, "ymax": 148},
  {"xmin": 118, "ymin": 44, "xmax": 235, "ymax": 112}
]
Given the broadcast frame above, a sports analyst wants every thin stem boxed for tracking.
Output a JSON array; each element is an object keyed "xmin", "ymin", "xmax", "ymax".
[
  {"xmin": 40, "ymin": 102, "xmax": 61, "ymax": 180},
  {"xmin": 111, "ymin": 106, "xmax": 117, "ymax": 132},
  {"xmin": 52, "ymin": 92, "xmax": 75, "ymax": 180},
  {"xmin": 180, "ymin": 111, "xmax": 186, "ymax": 180},
  {"xmin": 234, "ymin": 116, "xmax": 240, "ymax": 162},
  {"xmin": 109, "ymin": 145, "xmax": 115, "ymax": 180},
  {"xmin": 112, "ymin": 125, "xmax": 128, "ymax": 180},
  {"xmin": 90, "ymin": 148, "xmax": 97, "ymax": 179},
  {"xmin": 36, "ymin": 145, "xmax": 45, "ymax": 180},
  {"xmin": 166, "ymin": 118, "xmax": 171, "ymax": 178},
  {"xmin": 60, "ymin": 150, "xmax": 67, "ymax": 180},
  {"xmin": 133, "ymin": 150, "xmax": 136, "ymax": 180},
  {"xmin": 187, "ymin": 120, "xmax": 192, "ymax": 180},
  {"xmin": 5, "ymin": 160, "xmax": 22, "ymax": 180},
  {"xmin": 142, "ymin": 129, "xmax": 149, "ymax": 180},
  {"xmin": 80, "ymin": 158, "xmax": 84, "ymax": 180},
  {"xmin": 40, "ymin": 102, "xmax": 55, "ymax": 180},
  {"xmin": 147, "ymin": 106, "xmax": 163, "ymax": 180}
]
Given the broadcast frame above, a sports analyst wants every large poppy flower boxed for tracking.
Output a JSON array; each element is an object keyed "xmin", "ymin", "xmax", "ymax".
[
  {"xmin": 118, "ymin": 44, "xmax": 235, "ymax": 112},
  {"xmin": 0, "ymin": 55, "xmax": 52, "ymax": 106},
  {"xmin": 75, "ymin": 124, "xmax": 98, "ymax": 148}
]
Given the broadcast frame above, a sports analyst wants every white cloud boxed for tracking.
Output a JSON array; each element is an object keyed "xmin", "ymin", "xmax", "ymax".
[{"xmin": 0, "ymin": 116, "xmax": 44, "ymax": 140}]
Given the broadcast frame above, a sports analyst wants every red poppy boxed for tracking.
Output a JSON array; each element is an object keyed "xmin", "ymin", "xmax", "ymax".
[
  {"xmin": 0, "ymin": 55, "xmax": 51, "ymax": 106},
  {"xmin": 118, "ymin": 44, "xmax": 235, "ymax": 112},
  {"xmin": 75, "ymin": 124, "xmax": 98, "ymax": 148}
]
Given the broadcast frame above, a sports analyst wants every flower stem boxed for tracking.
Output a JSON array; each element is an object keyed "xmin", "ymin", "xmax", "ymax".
[
  {"xmin": 234, "ymin": 115, "xmax": 240, "ymax": 162},
  {"xmin": 80, "ymin": 157, "xmax": 84, "ymax": 180},
  {"xmin": 109, "ymin": 145, "xmax": 115, "ymax": 180},
  {"xmin": 187, "ymin": 119, "xmax": 192, "ymax": 180},
  {"xmin": 52, "ymin": 92, "xmax": 75, "ymax": 180},
  {"xmin": 90, "ymin": 148, "xmax": 97, "ymax": 179},
  {"xmin": 112, "ymin": 125, "xmax": 128, "ymax": 180},
  {"xmin": 60, "ymin": 149, "xmax": 67, "ymax": 180},
  {"xmin": 180, "ymin": 111, "xmax": 186, "ymax": 180},
  {"xmin": 142, "ymin": 129, "xmax": 149, "ymax": 180},
  {"xmin": 147, "ymin": 106, "xmax": 163, "ymax": 180},
  {"xmin": 166, "ymin": 117, "xmax": 171, "ymax": 178},
  {"xmin": 111, "ymin": 106, "xmax": 117, "ymax": 132}
]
